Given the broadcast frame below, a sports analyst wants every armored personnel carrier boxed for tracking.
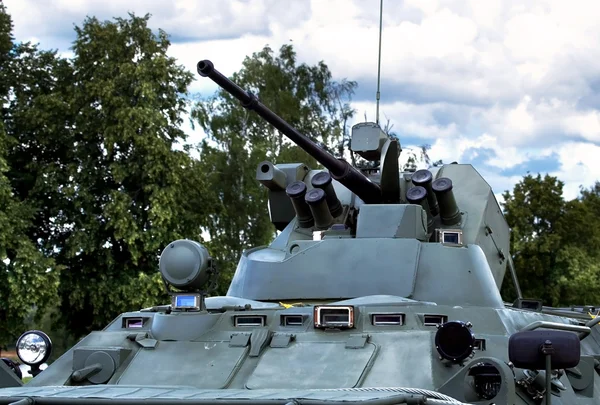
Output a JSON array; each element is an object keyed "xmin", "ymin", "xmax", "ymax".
[{"xmin": 1, "ymin": 60, "xmax": 599, "ymax": 405}]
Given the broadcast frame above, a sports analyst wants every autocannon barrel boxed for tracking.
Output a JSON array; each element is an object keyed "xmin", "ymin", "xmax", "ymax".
[{"xmin": 197, "ymin": 60, "xmax": 382, "ymax": 204}]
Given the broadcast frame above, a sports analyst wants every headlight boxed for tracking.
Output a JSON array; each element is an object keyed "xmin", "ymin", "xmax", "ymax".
[
  {"xmin": 16, "ymin": 330, "xmax": 52, "ymax": 366},
  {"xmin": 435, "ymin": 321, "xmax": 475, "ymax": 363}
]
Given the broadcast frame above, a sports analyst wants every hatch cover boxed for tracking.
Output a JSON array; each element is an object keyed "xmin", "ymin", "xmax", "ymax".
[
  {"xmin": 117, "ymin": 341, "xmax": 247, "ymax": 388},
  {"xmin": 246, "ymin": 342, "xmax": 376, "ymax": 389}
]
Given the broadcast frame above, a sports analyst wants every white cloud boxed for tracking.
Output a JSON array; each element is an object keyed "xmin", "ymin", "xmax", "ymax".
[
  {"xmin": 551, "ymin": 142, "xmax": 600, "ymax": 200},
  {"xmin": 564, "ymin": 113, "xmax": 600, "ymax": 143},
  {"xmin": 169, "ymin": 36, "xmax": 281, "ymax": 95},
  {"xmin": 5, "ymin": 0, "xmax": 311, "ymax": 44},
  {"xmin": 350, "ymin": 100, "xmax": 461, "ymax": 140},
  {"xmin": 3, "ymin": 0, "xmax": 599, "ymax": 201},
  {"xmin": 481, "ymin": 96, "xmax": 600, "ymax": 147}
]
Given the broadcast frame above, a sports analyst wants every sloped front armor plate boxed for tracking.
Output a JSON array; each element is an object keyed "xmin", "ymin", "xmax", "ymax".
[
  {"xmin": 246, "ymin": 342, "xmax": 377, "ymax": 389},
  {"xmin": 117, "ymin": 342, "xmax": 247, "ymax": 388}
]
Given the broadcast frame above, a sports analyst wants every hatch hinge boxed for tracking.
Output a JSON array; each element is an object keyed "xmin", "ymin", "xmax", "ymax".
[
  {"xmin": 229, "ymin": 332, "xmax": 251, "ymax": 347},
  {"xmin": 127, "ymin": 332, "xmax": 158, "ymax": 349},
  {"xmin": 346, "ymin": 334, "xmax": 370, "ymax": 349},
  {"xmin": 270, "ymin": 333, "xmax": 295, "ymax": 348}
]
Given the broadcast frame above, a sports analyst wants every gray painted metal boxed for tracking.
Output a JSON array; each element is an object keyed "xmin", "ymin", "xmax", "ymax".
[
  {"xmin": 2, "ymin": 60, "xmax": 599, "ymax": 405},
  {"xmin": 0, "ymin": 362, "xmax": 21, "ymax": 389}
]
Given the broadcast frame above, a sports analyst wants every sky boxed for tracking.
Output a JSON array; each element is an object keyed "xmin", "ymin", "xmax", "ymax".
[{"xmin": 4, "ymin": 0, "xmax": 600, "ymax": 204}]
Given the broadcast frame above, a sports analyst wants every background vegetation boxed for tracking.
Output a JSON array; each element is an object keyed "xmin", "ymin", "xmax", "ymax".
[{"xmin": 1, "ymin": 6, "xmax": 598, "ymax": 361}]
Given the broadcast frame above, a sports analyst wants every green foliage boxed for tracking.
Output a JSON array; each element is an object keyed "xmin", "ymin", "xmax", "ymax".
[
  {"xmin": 501, "ymin": 174, "xmax": 564, "ymax": 304},
  {"xmin": 0, "ymin": 7, "xmax": 217, "ymax": 342},
  {"xmin": 501, "ymin": 175, "xmax": 600, "ymax": 307},
  {"xmin": 560, "ymin": 182, "xmax": 600, "ymax": 258},
  {"xmin": 554, "ymin": 182, "xmax": 600, "ymax": 305},
  {"xmin": 51, "ymin": 14, "xmax": 212, "ymax": 337},
  {"xmin": 191, "ymin": 44, "xmax": 357, "ymax": 290},
  {"xmin": 555, "ymin": 245, "xmax": 600, "ymax": 305},
  {"xmin": 0, "ymin": 2, "xmax": 12, "ymax": 81},
  {"xmin": 0, "ymin": 3, "xmax": 61, "ymax": 345}
]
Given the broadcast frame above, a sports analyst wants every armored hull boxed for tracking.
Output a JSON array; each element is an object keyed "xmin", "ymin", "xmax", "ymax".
[{"xmin": 2, "ymin": 297, "xmax": 600, "ymax": 404}]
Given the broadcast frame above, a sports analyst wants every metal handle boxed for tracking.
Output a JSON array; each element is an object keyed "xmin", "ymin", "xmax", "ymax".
[{"xmin": 520, "ymin": 321, "xmax": 591, "ymax": 340}]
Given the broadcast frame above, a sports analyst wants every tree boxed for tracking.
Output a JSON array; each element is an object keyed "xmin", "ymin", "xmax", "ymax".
[
  {"xmin": 48, "ymin": 14, "xmax": 214, "ymax": 337},
  {"xmin": 554, "ymin": 245, "xmax": 600, "ymax": 305},
  {"xmin": 553, "ymin": 182, "xmax": 600, "ymax": 305},
  {"xmin": 0, "ymin": 2, "xmax": 61, "ymax": 345},
  {"xmin": 501, "ymin": 175, "xmax": 600, "ymax": 307},
  {"xmin": 192, "ymin": 44, "xmax": 357, "ymax": 289},
  {"xmin": 500, "ymin": 174, "xmax": 565, "ymax": 305},
  {"xmin": 400, "ymin": 144, "xmax": 443, "ymax": 172},
  {"xmin": 560, "ymin": 182, "xmax": 600, "ymax": 258}
]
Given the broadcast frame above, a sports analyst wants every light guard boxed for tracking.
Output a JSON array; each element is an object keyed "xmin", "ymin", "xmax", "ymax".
[
  {"xmin": 234, "ymin": 315, "xmax": 266, "ymax": 327},
  {"xmin": 314, "ymin": 305, "xmax": 354, "ymax": 329},
  {"xmin": 372, "ymin": 313, "xmax": 405, "ymax": 326},
  {"xmin": 124, "ymin": 318, "xmax": 144, "ymax": 328}
]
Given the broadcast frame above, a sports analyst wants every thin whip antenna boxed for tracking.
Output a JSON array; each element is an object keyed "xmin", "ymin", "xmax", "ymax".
[{"xmin": 375, "ymin": 0, "xmax": 384, "ymax": 126}]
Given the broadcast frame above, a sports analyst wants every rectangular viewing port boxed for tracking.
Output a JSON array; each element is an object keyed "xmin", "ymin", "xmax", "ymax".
[
  {"xmin": 123, "ymin": 317, "xmax": 144, "ymax": 328},
  {"xmin": 234, "ymin": 315, "xmax": 266, "ymax": 327},
  {"xmin": 474, "ymin": 339, "xmax": 487, "ymax": 351},
  {"xmin": 371, "ymin": 313, "xmax": 405, "ymax": 326},
  {"xmin": 436, "ymin": 229, "xmax": 463, "ymax": 245},
  {"xmin": 314, "ymin": 306, "xmax": 354, "ymax": 329},
  {"xmin": 281, "ymin": 315, "xmax": 304, "ymax": 326},
  {"xmin": 423, "ymin": 314, "xmax": 447, "ymax": 326}
]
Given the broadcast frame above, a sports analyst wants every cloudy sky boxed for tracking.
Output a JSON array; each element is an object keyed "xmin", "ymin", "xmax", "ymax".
[{"xmin": 4, "ymin": 0, "xmax": 600, "ymax": 202}]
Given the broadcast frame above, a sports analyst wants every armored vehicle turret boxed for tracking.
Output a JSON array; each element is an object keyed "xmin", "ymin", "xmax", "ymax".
[{"xmin": 1, "ymin": 60, "xmax": 599, "ymax": 405}]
